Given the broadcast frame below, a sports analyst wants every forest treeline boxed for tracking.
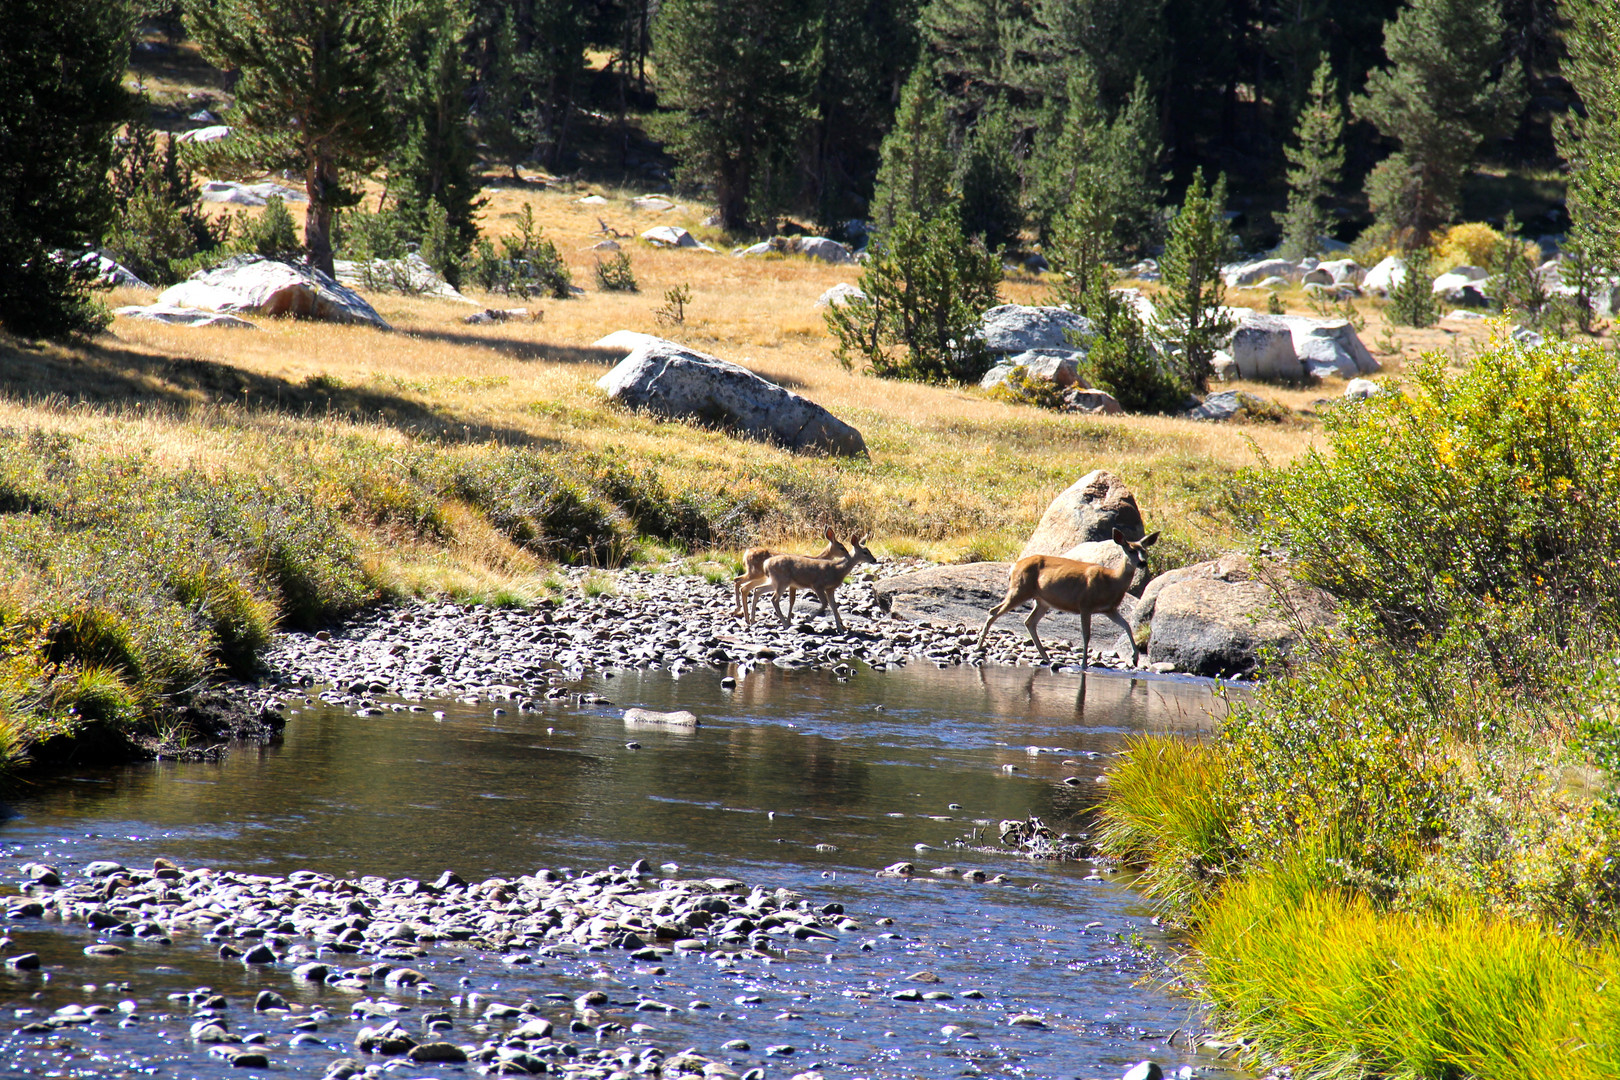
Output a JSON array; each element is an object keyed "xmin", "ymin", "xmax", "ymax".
[{"xmin": 5, "ymin": 0, "xmax": 1620, "ymax": 339}]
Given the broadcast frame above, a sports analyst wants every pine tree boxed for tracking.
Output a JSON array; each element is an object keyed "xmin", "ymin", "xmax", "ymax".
[
  {"xmin": 1025, "ymin": 64, "xmax": 1161, "ymax": 256},
  {"xmin": 0, "ymin": 0, "xmax": 133, "ymax": 337},
  {"xmin": 388, "ymin": 0, "xmax": 481, "ymax": 270},
  {"xmin": 1101, "ymin": 76, "xmax": 1164, "ymax": 257},
  {"xmin": 1158, "ymin": 168, "xmax": 1234, "ymax": 394},
  {"xmin": 1355, "ymin": 0, "xmax": 1521, "ymax": 248},
  {"xmin": 870, "ymin": 60, "xmax": 957, "ymax": 232},
  {"xmin": 922, "ymin": 0, "xmax": 1039, "ymax": 120},
  {"xmin": 652, "ymin": 0, "xmax": 814, "ymax": 231},
  {"xmin": 475, "ymin": 8, "xmax": 528, "ymax": 178},
  {"xmin": 106, "ymin": 118, "xmax": 230, "ymax": 285},
  {"xmin": 1557, "ymin": 0, "xmax": 1620, "ymax": 280},
  {"xmin": 1279, "ymin": 55, "xmax": 1344, "ymax": 260},
  {"xmin": 799, "ymin": 0, "xmax": 922, "ymax": 227},
  {"xmin": 825, "ymin": 206, "xmax": 1002, "ymax": 383},
  {"xmin": 955, "ymin": 100, "xmax": 1024, "ymax": 253},
  {"xmin": 184, "ymin": 0, "xmax": 407, "ymax": 277},
  {"xmin": 1030, "ymin": 0, "xmax": 1167, "ymax": 109},
  {"xmin": 1025, "ymin": 62, "xmax": 1107, "ymax": 243},
  {"xmin": 520, "ymin": 0, "xmax": 590, "ymax": 168}
]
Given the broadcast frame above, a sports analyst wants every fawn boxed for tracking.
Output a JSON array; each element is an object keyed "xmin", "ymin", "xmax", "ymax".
[
  {"xmin": 747, "ymin": 532, "xmax": 877, "ymax": 633},
  {"xmin": 732, "ymin": 527, "xmax": 845, "ymax": 616}
]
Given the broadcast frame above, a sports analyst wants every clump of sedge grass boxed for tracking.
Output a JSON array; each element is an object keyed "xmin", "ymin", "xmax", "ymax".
[
  {"xmin": 1194, "ymin": 846, "xmax": 1620, "ymax": 1079},
  {"xmin": 1094, "ymin": 733, "xmax": 1234, "ymax": 917}
]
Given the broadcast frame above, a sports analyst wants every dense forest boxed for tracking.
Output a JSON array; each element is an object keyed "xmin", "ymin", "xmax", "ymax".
[{"xmin": 5, "ymin": 0, "xmax": 1620, "ymax": 339}]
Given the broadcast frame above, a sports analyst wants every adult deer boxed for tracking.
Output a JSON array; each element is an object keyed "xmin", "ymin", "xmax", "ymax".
[
  {"xmin": 976, "ymin": 528, "xmax": 1159, "ymax": 668},
  {"xmin": 747, "ymin": 532, "xmax": 878, "ymax": 633},
  {"xmin": 732, "ymin": 527, "xmax": 846, "ymax": 616}
]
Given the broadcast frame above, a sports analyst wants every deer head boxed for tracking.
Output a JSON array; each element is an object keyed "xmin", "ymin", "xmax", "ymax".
[{"xmin": 1113, "ymin": 527, "xmax": 1159, "ymax": 572}]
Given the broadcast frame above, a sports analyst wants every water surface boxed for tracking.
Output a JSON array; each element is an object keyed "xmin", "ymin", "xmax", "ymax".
[{"xmin": 0, "ymin": 664, "xmax": 1242, "ymax": 1080}]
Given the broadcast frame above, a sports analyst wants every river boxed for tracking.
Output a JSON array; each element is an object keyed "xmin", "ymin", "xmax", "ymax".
[{"xmin": 0, "ymin": 663, "xmax": 1245, "ymax": 1080}]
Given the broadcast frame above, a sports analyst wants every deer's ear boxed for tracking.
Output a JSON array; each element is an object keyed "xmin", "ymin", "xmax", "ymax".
[
  {"xmin": 1112, "ymin": 527, "xmax": 1125, "ymax": 544},
  {"xmin": 824, "ymin": 525, "xmax": 837, "ymax": 542},
  {"xmin": 1141, "ymin": 531, "xmax": 1160, "ymax": 547}
]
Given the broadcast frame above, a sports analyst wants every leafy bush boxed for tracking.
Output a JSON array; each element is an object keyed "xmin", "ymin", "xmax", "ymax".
[
  {"xmin": 1433, "ymin": 221, "xmax": 1508, "ymax": 268},
  {"xmin": 826, "ymin": 207, "xmax": 1001, "ymax": 384},
  {"xmin": 595, "ymin": 251, "xmax": 637, "ymax": 291},
  {"xmin": 1245, "ymin": 343, "xmax": 1620, "ymax": 639},
  {"xmin": 985, "ymin": 365, "xmax": 1066, "ymax": 408}
]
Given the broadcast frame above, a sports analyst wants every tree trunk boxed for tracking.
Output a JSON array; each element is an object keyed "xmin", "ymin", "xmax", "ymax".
[
  {"xmin": 717, "ymin": 158, "xmax": 751, "ymax": 233},
  {"xmin": 305, "ymin": 152, "xmax": 339, "ymax": 278}
]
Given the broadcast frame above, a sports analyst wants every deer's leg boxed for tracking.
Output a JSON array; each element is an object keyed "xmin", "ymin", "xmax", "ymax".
[
  {"xmin": 732, "ymin": 572, "xmax": 759, "ymax": 616},
  {"xmin": 1102, "ymin": 608, "xmax": 1137, "ymax": 667},
  {"xmin": 773, "ymin": 585, "xmax": 791, "ymax": 627},
  {"xmin": 1024, "ymin": 601, "xmax": 1051, "ymax": 662},
  {"xmin": 827, "ymin": 587, "xmax": 844, "ymax": 633},
  {"xmin": 977, "ymin": 589, "xmax": 1029, "ymax": 649},
  {"xmin": 1079, "ymin": 611, "xmax": 1092, "ymax": 669}
]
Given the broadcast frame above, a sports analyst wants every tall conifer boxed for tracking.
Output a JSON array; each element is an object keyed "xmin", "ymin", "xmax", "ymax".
[
  {"xmin": 0, "ymin": 0, "xmax": 132, "ymax": 337},
  {"xmin": 1279, "ymin": 56, "xmax": 1344, "ymax": 260},
  {"xmin": 185, "ymin": 0, "xmax": 407, "ymax": 276},
  {"xmin": 1355, "ymin": 0, "xmax": 1520, "ymax": 248}
]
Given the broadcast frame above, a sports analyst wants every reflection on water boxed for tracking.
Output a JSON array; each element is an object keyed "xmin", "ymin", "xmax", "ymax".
[{"xmin": 0, "ymin": 664, "xmax": 1244, "ymax": 1080}]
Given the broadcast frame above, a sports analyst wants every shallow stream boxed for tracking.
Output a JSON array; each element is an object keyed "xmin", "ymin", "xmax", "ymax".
[{"xmin": 0, "ymin": 664, "xmax": 1245, "ymax": 1080}]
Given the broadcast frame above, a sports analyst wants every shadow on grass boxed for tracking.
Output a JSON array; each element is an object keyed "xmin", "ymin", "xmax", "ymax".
[
  {"xmin": 0, "ymin": 333, "xmax": 551, "ymax": 447},
  {"xmin": 401, "ymin": 328, "xmax": 627, "ymax": 367}
]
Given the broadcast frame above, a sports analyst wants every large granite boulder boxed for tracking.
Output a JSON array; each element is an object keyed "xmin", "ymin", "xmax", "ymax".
[
  {"xmin": 597, "ymin": 339, "xmax": 866, "ymax": 456},
  {"xmin": 1133, "ymin": 555, "xmax": 1335, "ymax": 677},
  {"xmin": 872, "ymin": 562, "xmax": 1134, "ymax": 655},
  {"xmin": 977, "ymin": 305, "xmax": 1095, "ymax": 354},
  {"xmin": 1223, "ymin": 258, "xmax": 1297, "ymax": 288},
  {"xmin": 158, "ymin": 256, "xmax": 390, "ymax": 329},
  {"xmin": 1231, "ymin": 314, "xmax": 1304, "ymax": 381},
  {"xmin": 1290, "ymin": 318, "xmax": 1379, "ymax": 379},
  {"xmin": 1018, "ymin": 470, "xmax": 1144, "ymax": 558},
  {"xmin": 1362, "ymin": 255, "xmax": 1407, "ymax": 296},
  {"xmin": 1230, "ymin": 313, "xmax": 1378, "ymax": 381}
]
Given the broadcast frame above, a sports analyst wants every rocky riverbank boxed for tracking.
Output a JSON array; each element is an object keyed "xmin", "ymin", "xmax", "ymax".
[
  {"xmin": 0, "ymin": 857, "xmax": 907, "ymax": 1078},
  {"xmin": 0, "ymin": 856, "xmax": 1188, "ymax": 1080},
  {"xmin": 255, "ymin": 563, "xmax": 1143, "ymax": 715}
]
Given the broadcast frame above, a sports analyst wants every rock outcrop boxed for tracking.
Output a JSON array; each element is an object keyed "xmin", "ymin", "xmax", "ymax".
[
  {"xmin": 977, "ymin": 305, "xmax": 1094, "ymax": 354},
  {"xmin": 158, "ymin": 256, "xmax": 390, "ymax": 329},
  {"xmin": 1229, "ymin": 312, "xmax": 1379, "ymax": 382},
  {"xmin": 112, "ymin": 304, "xmax": 257, "ymax": 330},
  {"xmin": 1131, "ymin": 555, "xmax": 1335, "ymax": 677},
  {"xmin": 1018, "ymin": 470, "xmax": 1145, "ymax": 558},
  {"xmin": 596, "ymin": 338, "xmax": 866, "ymax": 456}
]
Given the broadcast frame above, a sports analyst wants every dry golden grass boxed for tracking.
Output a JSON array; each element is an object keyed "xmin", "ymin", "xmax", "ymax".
[{"xmin": 0, "ymin": 182, "xmax": 1412, "ymax": 598}]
